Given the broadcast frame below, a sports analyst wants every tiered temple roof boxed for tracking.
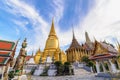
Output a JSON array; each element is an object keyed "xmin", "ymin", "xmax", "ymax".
[
  {"xmin": 82, "ymin": 32, "xmax": 94, "ymax": 50},
  {"xmin": 0, "ymin": 40, "xmax": 18, "ymax": 66},
  {"xmin": 0, "ymin": 40, "xmax": 15, "ymax": 51},
  {"xmin": 66, "ymin": 29, "xmax": 82, "ymax": 51},
  {"xmin": 90, "ymin": 40, "xmax": 118, "ymax": 60}
]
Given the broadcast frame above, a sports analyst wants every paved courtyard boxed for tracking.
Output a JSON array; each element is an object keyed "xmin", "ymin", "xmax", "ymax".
[
  {"xmin": 31, "ymin": 75, "xmax": 103, "ymax": 80},
  {"xmin": 31, "ymin": 69, "xmax": 114, "ymax": 80}
]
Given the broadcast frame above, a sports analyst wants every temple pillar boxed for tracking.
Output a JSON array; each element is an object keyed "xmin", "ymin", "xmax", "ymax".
[
  {"xmin": 79, "ymin": 49, "xmax": 81, "ymax": 62},
  {"xmin": 75, "ymin": 49, "xmax": 79, "ymax": 61},
  {"xmin": 101, "ymin": 62, "xmax": 106, "ymax": 72},
  {"xmin": 68, "ymin": 51, "xmax": 70, "ymax": 62},
  {"xmin": 81, "ymin": 50, "xmax": 83, "ymax": 58},
  {"xmin": 108, "ymin": 59, "xmax": 117, "ymax": 73},
  {"xmin": 73, "ymin": 50, "xmax": 75, "ymax": 62},
  {"xmin": 70, "ymin": 51, "xmax": 72, "ymax": 62},
  {"xmin": 72, "ymin": 51, "xmax": 74, "ymax": 62},
  {"xmin": 116, "ymin": 59, "xmax": 120, "ymax": 69},
  {"xmin": 85, "ymin": 50, "xmax": 87, "ymax": 56},
  {"xmin": 106, "ymin": 61, "xmax": 112, "ymax": 72},
  {"xmin": 66, "ymin": 52, "xmax": 68, "ymax": 61},
  {"xmin": 95, "ymin": 61, "xmax": 100, "ymax": 73},
  {"xmin": 82, "ymin": 49, "xmax": 84, "ymax": 57}
]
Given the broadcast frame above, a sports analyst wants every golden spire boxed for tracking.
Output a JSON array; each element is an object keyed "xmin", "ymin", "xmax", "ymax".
[
  {"xmin": 85, "ymin": 31, "xmax": 91, "ymax": 43},
  {"xmin": 49, "ymin": 19, "xmax": 56, "ymax": 37},
  {"xmin": 44, "ymin": 19, "xmax": 59, "ymax": 50},
  {"xmin": 31, "ymin": 51, "xmax": 34, "ymax": 57},
  {"xmin": 116, "ymin": 40, "xmax": 120, "ymax": 53},
  {"xmin": 37, "ymin": 48, "xmax": 41, "ymax": 53},
  {"xmin": 67, "ymin": 27, "xmax": 81, "ymax": 49},
  {"xmin": 72, "ymin": 26, "xmax": 75, "ymax": 40}
]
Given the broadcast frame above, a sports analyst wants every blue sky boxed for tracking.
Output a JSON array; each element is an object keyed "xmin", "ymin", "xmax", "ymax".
[{"xmin": 0, "ymin": 0, "xmax": 120, "ymax": 55}]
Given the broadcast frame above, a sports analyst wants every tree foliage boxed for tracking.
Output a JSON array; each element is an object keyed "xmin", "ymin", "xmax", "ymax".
[
  {"xmin": 8, "ymin": 71, "xmax": 14, "ymax": 79},
  {"xmin": 81, "ymin": 56, "xmax": 94, "ymax": 67},
  {"xmin": 81, "ymin": 56, "xmax": 89, "ymax": 63},
  {"xmin": 54, "ymin": 61, "xmax": 62, "ymax": 67},
  {"xmin": 64, "ymin": 62, "xmax": 71, "ymax": 66}
]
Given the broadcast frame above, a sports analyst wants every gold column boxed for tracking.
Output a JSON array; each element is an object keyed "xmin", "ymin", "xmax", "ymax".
[{"xmin": 72, "ymin": 50, "xmax": 74, "ymax": 62}]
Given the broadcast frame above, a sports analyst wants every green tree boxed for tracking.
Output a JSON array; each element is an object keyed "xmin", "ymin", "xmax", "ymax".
[
  {"xmin": 54, "ymin": 61, "xmax": 62, "ymax": 67},
  {"xmin": 86, "ymin": 61, "xmax": 94, "ymax": 67},
  {"xmin": 81, "ymin": 56, "xmax": 89, "ymax": 63},
  {"xmin": 8, "ymin": 71, "xmax": 14, "ymax": 80},
  {"xmin": 81, "ymin": 56, "xmax": 95, "ymax": 67},
  {"xmin": 54, "ymin": 61, "xmax": 63, "ymax": 75},
  {"xmin": 64, "ymin": 62, "xmax": 71, "ymax": 75},
  {"xmin": 64, "ymin": 62, "xmax": 71, "ymax": 66}
]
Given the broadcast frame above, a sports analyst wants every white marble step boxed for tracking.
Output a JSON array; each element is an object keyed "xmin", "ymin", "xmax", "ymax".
[{"xmin": 74, "ymin": 68, "xmax": 91, "ymax": 75}]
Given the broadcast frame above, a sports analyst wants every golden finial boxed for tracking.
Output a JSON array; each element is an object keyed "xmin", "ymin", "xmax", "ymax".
[
  {"xmin": 31, "ymin": 51, "xmax": 34, "ymax": 57},
  {"xmin": 49, "ymin": 18, "xmax": 56, "ymax": 36},
  {"xmin": 85, "ymin": 31, "xmax": 91, "ymax": 43},
  {"xmin": 72, "ymin": 25, "xmax": 75, "ymax": 40}
]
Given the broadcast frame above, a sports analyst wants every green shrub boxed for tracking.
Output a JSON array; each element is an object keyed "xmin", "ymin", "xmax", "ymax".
[
  {"xmin": 104, "ymin": 63, "xmax": 109, "ymax": 71},
  {"xmin": 54, "ymin": 61, "xmax": 62, "ymax": 67},
  {"xmin": 81, "ymin": 56, "xmax": 89, "ymax": 63},
  {"xmin": 8, "ymin": 71, "xmax": 14, "ymax": 79},
  {"xmin": 86, "ymin": 61, "xmax": 94, "ymax": 67},
  {"xmin": 64, "ymin": 62, "xmax": 71, "ymax": 66},
  {"xmin": 40, "ymin": 66, "xmax": 49, "ymax": 76},
  {"xmin": 30, "ymin": 68, "xmax": 36, "ymax": 75}
]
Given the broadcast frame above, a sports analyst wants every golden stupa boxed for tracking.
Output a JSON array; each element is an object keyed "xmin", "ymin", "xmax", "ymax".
[{"xmin": 34, "ymin": 19, "xmax": 67, "ymax": 64}]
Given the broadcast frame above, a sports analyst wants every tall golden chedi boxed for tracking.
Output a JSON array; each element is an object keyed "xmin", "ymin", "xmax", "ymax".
[{"xmin": 34, "ymin": 20, "xmax": 67, "ymax": 64}]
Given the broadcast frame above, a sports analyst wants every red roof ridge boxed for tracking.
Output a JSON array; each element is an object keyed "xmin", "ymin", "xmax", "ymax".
[{"xmin": 0, "ymin": 57, "xmax": 10, "ymax": 64}]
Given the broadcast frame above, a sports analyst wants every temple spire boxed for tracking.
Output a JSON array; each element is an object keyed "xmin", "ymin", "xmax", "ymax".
[
  {"xmin": 49, "ymin": 19, "xmax": 56, "ymax": 36},
  {"xmin": 72, "ymin": 26, "xmax": 75, "ymax": 40},
  {"xmin": 85, "ymin": 31, "xmax": 91, "ymax": 43},
  {"xmin": 68, "ymin": 27, "xmax": 81, "ymax": 49},
  {"xmin": 37, "ymin": 48, "xmax": 41, "ymax": 54},
  {"xmin": 116, "ymin": 40, "xmax": 120, "ymax": 52},
  {"xmin": 31, "ymin": 51, "xmax": 34, "ymax": 58}
]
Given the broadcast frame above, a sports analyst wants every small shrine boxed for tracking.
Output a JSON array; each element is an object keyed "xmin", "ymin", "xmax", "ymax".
[{"xmin": 89, "ymin": 40, "xmax": 119, "ymax": 73}]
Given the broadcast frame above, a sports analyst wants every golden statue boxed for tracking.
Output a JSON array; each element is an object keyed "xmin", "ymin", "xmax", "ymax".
[{"xmin": 34, "ymin": 19, "xmax": 67, "ymax": 64}]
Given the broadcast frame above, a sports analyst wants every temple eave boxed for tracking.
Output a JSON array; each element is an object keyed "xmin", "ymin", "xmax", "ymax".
[{"xmin": 89, "ymin": 54, "xmax": 117, "ymax": 60}]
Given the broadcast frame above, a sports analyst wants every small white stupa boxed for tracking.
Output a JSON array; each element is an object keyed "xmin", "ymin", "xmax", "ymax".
[
  {"xmin": 26, "ymin": 52, "xmax": 36, "ymax": 65},
  {"xmin": 25, "ymin": 52, "xmax": 37, "ymax": 74},
  {"xmin": 46, "ymin": 55, "xmax": 52, "ymax": 63}
]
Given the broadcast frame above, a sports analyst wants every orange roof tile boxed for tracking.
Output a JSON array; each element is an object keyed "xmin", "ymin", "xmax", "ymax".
[
  {"xmin": 0, "ymin": 57, "xmax": 9, "ymax": 64},
  {"xmin": 26, "ymin": 56, "xmax": 31, "ymax": 61},
  {"xmin": 0, "ymin": 40, "xmax": 15, "ymax": 51},
  {"xmin": 0, "ymin": 51, "xmax": 10, "ymax": 56},
  {"xmin": 89, "ymin": 53, "xmax": 116, "ymax": 60}
]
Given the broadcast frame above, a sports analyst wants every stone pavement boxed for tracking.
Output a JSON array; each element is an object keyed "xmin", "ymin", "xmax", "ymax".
[{"xmin": 31, "ymin": 68, "xmax": 108, "ymax": 80}]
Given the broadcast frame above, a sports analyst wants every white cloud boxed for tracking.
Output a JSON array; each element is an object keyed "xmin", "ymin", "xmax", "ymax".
[
  {"xmin": 52, "ymin": 0, "xmax": 64, "ymax": 23},
  {"xmin": 13, "ymin": 20, "xmax": 28, "ymax": 32},
  {"xmin": 2, "ymin": 0, "xmax": 66, "ymax": 52},
  {"xmin": 2, "ymin": 0, "xmax": 120, "ymax": 54},
  {"xmin": 79, "ymin": 0, "xmax": 120, "ymax": 46},
  {"xmin": 4, "ymin": 0, "xmax": 66, "ymax": 53},
  {"xmin": 15, "ymin": 27, "xmax": 20, "ymax": 35},
  {"xmin": 4, "ymin": 0, "xmax": 49, "ymax": 53},
  {"xmin": 57, "ymin": 0, "xmax": 120, "ymax": 50}
]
